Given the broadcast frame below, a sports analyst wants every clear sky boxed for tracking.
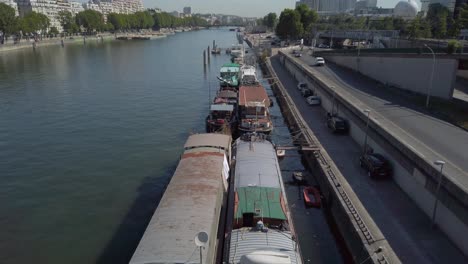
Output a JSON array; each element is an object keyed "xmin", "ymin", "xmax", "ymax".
[{"xmin": 80, "ymin": 0, "xmax": 422, "ymax": 17}]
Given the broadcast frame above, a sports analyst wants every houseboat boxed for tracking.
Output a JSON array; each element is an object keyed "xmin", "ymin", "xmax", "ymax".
[
  {"xmin": 224, "ymin": 133, "xmax": 303, "ymax": 264},
  {"xmin": 219, "ymin": 63, "xmax": 241, "ymax": 88},
  {"xmin": 240, "ymin": 65, "xmax": 259, "ymax": 85},
  {"xmin": 237, "ymin": 85, "xmax": 273, "ymax": 134}
]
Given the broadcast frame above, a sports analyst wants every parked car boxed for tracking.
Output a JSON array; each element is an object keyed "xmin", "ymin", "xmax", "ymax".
[
  {"xmin": 301, "ymin": 88, "xmax": 313, "ymax": 97},
  {"xmin": 359, "ymin": 153, "xmax": 392, "ymax": 179},
  {"xmin": 326, "ymin": 114, "xmax": 348, "ymax": 133},
  {"xmin": 297, "ymin": 82, "xmax": 307, "ymax": 90},
  {"xmin": 306, "ymin": 96, "xmax": 321, "ymax": 106},
  {"xmin": 318, "ymin": 44, "xmax": 329, "ymax": 48},
  {"xmin": 315, "ymin": 57, "xmax": 325, "ymax": 66}
]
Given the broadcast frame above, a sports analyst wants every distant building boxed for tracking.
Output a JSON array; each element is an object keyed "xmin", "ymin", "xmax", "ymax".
[
  {"xmin": 296, "ymin": 0, "xmax": 356, "ymax": 14},
  {"xmin": 16, "ymin": 0, "xmax": 64, "ymax": 31},
  {"xmin": 420, "ymin": 0, "xmax": 456, "ymax": 14},
  {"xmin": 394, "ymin": 0, "xmax": 418, "ymax": 19},
  {"xmin": 15, "ymin": 0, "xmax": 144, "ymax": 33},
  {"xmin": 170, "ymin": 10, "xmax": 179, "ymax": 17},
  {"xmin": 69, "ymin": 1, "xmax": 83, "ymax": 15},
  {"xmin": 183, "ymin": 6, "xmax": 191, "ymax": 15},
  {"xmin": 0, "ymin": 0, "xmax": 19, "ymax": 15}
]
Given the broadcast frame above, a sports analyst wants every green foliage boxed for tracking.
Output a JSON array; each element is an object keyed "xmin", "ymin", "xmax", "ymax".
[
  {"xmin": 263, "ymin": 13, "xmax": 277, "ymax": 29},
  {"xmin": 49, "ymin": 26, "xmax": 59, "ymax": 35},
  {"xmin": 20, "ymin": 11, "xmax": 50, "ymax": 34},
  {"xmin": 107, "ymin": 12, "xmax": 154, "ymax": 30},
  {"xmin": 276, "ymin": 9, "xmax": 303, "ymax": 40},
  {"xmin": 76, "ymin": 9, "xmax": 104, "ymax": 33},
  {"xmin": 0, "ymin": 3, "xmax": 17, "ymax": 35},
  {"xmin": 58, "ymin": 11, "xmax": 79, "ymax": 34},
  {"xmin": 152, "ymin": 12, "xmax": 207, "ymax": 30},
  {"xmin": 427, "ymin": 3, "xmax": 449, "ymax": 38},
  {"xmin": 447, "ymin": 40, "xmax": 461, "ymax": 54},
  {"xmin": 458, "ymin": 4, "xmax": 468, "ymax": 29},
  {"xmin": 295, "ymin": 4, "xmax": 318, "ymax": 32}
]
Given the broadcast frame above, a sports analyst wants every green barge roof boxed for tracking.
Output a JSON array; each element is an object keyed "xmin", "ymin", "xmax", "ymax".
[
  {"xmin": 235, "ymin": 186, "xmax": 286, "ymax": 220},
  {"xmin": 222, "ymin": 63, "xmax": 240, "ymax": 68}
]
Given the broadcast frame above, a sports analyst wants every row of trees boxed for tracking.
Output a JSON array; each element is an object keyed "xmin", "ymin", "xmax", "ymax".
[
  {"xmin": 0, "ymin": 3, "xmax": 53, "ymax": 38},
  {"xmin": 270, "ymin": 3, "xmax": 468, "ymax": 41},
  {"xmin": 0, "ymin": 3, "xmax": 209, "ymax": 41}
]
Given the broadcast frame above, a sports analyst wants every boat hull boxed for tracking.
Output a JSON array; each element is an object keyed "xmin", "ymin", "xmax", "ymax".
[{"xmin": 303, "ymin": 186, "xmax": 321, "ymax": 208}]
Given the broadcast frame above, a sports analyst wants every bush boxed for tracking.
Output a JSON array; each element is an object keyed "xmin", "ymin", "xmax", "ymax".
[{"xmin": 447, "ymin": 40, "xmax": 461, "ymax": 54}]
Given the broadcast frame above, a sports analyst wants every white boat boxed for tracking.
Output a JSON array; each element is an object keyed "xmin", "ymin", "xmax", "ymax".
[
  {"xmin": 230, "ymin": 44, "xmax": 244, "ymax": 59},
  {"xmin": 276, "ymin": 149, "xmax": 286, "ymax": 158},
  {"xmin": 240, "ymin": 65, "xmax": 258, "ymax": 85}
]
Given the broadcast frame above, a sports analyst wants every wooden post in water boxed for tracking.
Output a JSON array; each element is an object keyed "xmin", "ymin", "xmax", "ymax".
[
  {"xmin": 213, "ymin": 40, "xmax": 215, "ymax": 49},
  {"xmin": 203, "ymin": 50, "xmax": 207, "ymax": 65},
  {"xmin": 207, "ymin": 46, "xmax": 210, "ymax": 64}
]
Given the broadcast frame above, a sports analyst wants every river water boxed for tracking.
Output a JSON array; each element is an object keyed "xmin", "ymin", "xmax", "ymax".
[{"xmin": 0, "ymin": 29, "xmax": 343, "ymax": 263}]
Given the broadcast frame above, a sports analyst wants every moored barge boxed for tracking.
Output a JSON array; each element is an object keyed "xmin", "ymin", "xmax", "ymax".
[
  {"xmin": 129, "ymin": 134, "xmax": 232, "ymax": 264},
  {"xmin": 225, "ymin": 133, "xmax": 303, "ymax": 264}
]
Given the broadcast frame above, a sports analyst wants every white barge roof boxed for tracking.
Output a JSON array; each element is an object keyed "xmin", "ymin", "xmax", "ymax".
[
  {"xmin": 229, "ymin": 228, "xmax": 301, "ymax": 264},
  {"xmin": 234, "ymin": 137, "xmax": 282, "ymax": 189}
]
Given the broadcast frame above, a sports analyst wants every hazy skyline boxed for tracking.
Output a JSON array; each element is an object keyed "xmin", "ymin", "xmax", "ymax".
[
  {"xmin": 141, "ymin": 0, "xmax": 422, "ymax": 16},
  {"xmin": 78, "ymin": 0, "xmax": 422, "ymax": 17}
]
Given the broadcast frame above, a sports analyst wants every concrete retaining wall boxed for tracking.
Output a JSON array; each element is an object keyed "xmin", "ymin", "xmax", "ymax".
[
  {"xmin": 262, "ymin": 59, "xmax": 400, "ymax": 264},
  {"xmin": 280, "ymin": 51, "xmax": 468, "ymax": 256},
  {"xmin": 323, "ymin": 54, "xmax": 457, "ymax": 99}
]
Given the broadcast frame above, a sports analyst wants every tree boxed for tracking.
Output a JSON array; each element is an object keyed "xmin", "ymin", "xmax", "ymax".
[
  {"xmin": 20, "ymin": 11, "xmax": 50, "ymax": 34},
  {"xmin": 276, "ymin": 9, "xmax": 303, "ymax": 40},
  {"xmin": 427, "ymin": 3, "xmax": 449, "ymax": 38},
  {"xmin": 458, "ymin": 4, "xmax": 468, "ymax": 29},
  {"xmin": 295, "ymin": 4, "xmax": 318, "ymax": 33},
  {"xmin": 408, "ymin": 15, "xmax": 422, "ymax": 39},
  {"xmin": 0, "ymin": 3, "xmax": 17, "ymax": 37},
  {"xmin": 76, "ymin": 10, "xmax": 104, "ymax": 33},
  {"xmin": 263, "ymin": 13, "xmax": 277, "ymax": 30},
  {"xmin": 49, "ymin": 26, "xmax": 59, "ymax": 35},
  {"xmin": 58, "ymin": 11, "xmax": 79, "ymax": 34}
]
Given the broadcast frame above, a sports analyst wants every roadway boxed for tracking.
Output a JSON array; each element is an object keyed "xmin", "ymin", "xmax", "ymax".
[
  {"xmin": 270, "ymin": 55, "xmax": 467, "ymax": 263},
  {"xmin": 290, "ymin": 51, "xmax": 468, "ymax": 191}
]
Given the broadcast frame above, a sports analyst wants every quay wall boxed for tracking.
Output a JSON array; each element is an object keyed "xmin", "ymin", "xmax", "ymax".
[
  {"xmin": 321, "ymin": 53, "xmax": 457, "ymax": 100},
  {"xmin": 262, "ymin": 58, "xmax": 401, "ymax": 264},
  {"xmin": 278, "ymin": 50, "xmax": 468, "ymax": 255}
]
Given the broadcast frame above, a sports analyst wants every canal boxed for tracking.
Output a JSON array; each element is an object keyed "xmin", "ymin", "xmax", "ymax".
[{"xmin": 0, "ymin": 29, "xmax": 343, "ymax": 263}]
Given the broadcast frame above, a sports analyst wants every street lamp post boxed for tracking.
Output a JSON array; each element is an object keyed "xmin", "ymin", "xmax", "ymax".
[
  {"xmin": 424, "ymin": 44, "xmax": 435, "ymax": 108},
  {"xmin": 363, "ymin": 109, "xmax": 371, "ymax": 154},
  {"xmin": 431, "ymin": 160, "xmax": 446, "ymax": 229}
]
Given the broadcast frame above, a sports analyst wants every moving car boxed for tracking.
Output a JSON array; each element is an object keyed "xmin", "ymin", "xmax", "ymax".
[
  {"xmin": 326, "ymin": 114, "xmax": 348, "ymax": 133},
  {"xmin": 306, "ymin": 96, "xmax": 321, "ymax": 106},
  {"xmin": 359, "ymin": 153, "xmax": 392, "ymax": 179},
  {"xmin": 315, "ymin": 57, "xmax": 325, "ymax": 66},
  {"xmin": 301, "ymin": 88, "xmax": 312, "ymax": 97},
  {"xmin": 297, "ymin": 82, "xmax": 307, "ymax": 90},
  {"xmin": 295, "ymin": 53, "xmax": 302, "ymax": 57}
]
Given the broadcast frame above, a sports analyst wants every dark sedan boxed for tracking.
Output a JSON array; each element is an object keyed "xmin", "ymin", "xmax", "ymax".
[{"xmin": 359, "ymin": 153, "xmax": 392, "ymax": 179}]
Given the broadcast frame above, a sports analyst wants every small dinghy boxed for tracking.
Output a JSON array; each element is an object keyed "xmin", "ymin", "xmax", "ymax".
[{"xmin": 303, "ymin": 186, "xmax": 321, "ymax": 208}]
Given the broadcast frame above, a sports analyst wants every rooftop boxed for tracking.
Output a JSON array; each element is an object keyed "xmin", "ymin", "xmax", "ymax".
[
  {"xmin": 235, "ymin": 186, "xmax": 286, "ymax": 220},
  {"xmin": 239, "ymin": 85, "xmax": 270, "ymax": 107}
]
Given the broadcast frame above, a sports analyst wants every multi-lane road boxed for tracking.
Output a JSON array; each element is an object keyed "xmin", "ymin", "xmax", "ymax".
[
  {"xmin": 270, "ymin": 55, "xmax": 467, "ymax": 263},
  {"xmin": 292, "ymin": 51, "xmax": 468, "ymax": 190}
]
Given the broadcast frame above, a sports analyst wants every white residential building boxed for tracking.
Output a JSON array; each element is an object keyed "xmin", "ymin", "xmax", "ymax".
[
  {"xmin": 69, "ymin": 1, "xmax": 83, "ymax": 15},
  {"xmin": 16, "ymin": 0, "xmax": 63, "ymax": 31},
  {"xmin": 0, "ymin": 0, "xmax": 19, "ymax": 15}
]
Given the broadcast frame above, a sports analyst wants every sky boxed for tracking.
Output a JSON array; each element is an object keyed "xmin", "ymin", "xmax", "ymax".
[{"xmin": 81, "ymin": 0, "xmax": 422, "ymax": 17}]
